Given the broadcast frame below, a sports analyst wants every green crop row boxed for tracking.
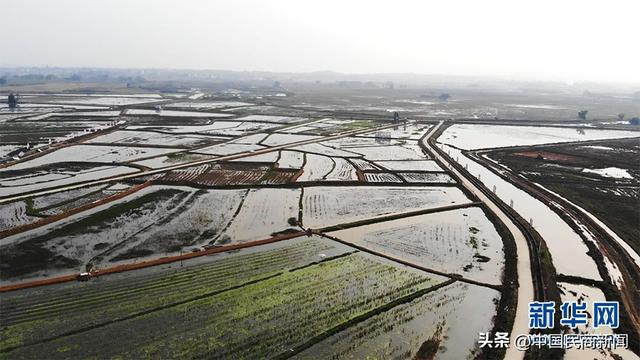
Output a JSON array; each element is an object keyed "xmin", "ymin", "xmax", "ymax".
[
  {"xmin": 2, "ymin": 239, "xmax": 329, "ymax": 313},
  {"xmin": 3, "ymin": 252, "xmax": 441, "ymax": 360},
  {"xmin": 0, "ymin": 239, "xmax": 337, "ymax": 352}
]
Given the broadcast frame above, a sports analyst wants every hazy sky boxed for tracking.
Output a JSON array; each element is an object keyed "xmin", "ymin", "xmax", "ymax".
[{"xmin": 3, "ymin": 0, "xmax": 639, "ymax": 83}]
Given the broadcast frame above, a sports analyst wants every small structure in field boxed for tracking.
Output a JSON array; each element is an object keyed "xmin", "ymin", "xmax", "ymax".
[
  {"xmin": 578, "ymin": 110, "xmax": 588, "ymax": 121},
  {"xmin": 7, "ymin": 93, "xmax": 18, "ymax": 109}
]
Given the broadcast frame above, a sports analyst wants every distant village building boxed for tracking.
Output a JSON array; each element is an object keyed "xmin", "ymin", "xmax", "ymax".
[{"xmin": 7, "ymin": 93, "xmax": 17, "ymax": 109}]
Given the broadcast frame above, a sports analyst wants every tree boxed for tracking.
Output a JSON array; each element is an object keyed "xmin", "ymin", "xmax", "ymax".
[
  {"xmin": 578, "ymin": 110, "xmax": 588, "ymax": 120},
  {"xmin": 618, "ymin": 113, "xmax": 625, "ymax": 121},
  {"xmin": 630, "ymin": 117, "xmax": 640, "ymax": 125},
  {"xmin": 7, "ymin": 93, "xmax": 17, "ymax": 109},
  {"xmin": 0, "ymin": 77, "xmax": 6, "ymax": 85},
  {"xmin": 439, "ymin": 93, "xmax": 451, "ymax": 101}
]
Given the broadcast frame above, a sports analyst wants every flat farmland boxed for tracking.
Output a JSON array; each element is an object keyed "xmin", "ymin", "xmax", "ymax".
[
  {"xmin": 0, "ymin": 88, "xmax": 559, "ymax": 360},
  {"xmin": 325, "ymin": 158, "xmax": 358, "ymax": 181},
  {"xmin": 294, "ymin": 281, "xmax": 499, "ymax": 360},
  {"xmin": 0, "ymin": 163, "xmax": 138, "ymax": 197},
  {"xmin": 363, "ymin": 172, "xmax": 403, "ymax": 183},
  {"xmin": 347, "ymin": 145, "xmax": 426, "ymax": 161},
  {"xmin": 85, "ymin": 130, "xmax": 215, "ymax": 148},
  {"xmin": 0, "ymin": 237, "xmax": 450, "ymax": 360},
  {"xmin": 301, "ymin": 186, "xmax": 472, "ymax": 229},
  {"xmin": 193, "ymin": 164, "xmax": 270, "ymax": 186},
  {"xmin": 399, "ymin": 172, "xmax": 456, "ymax": 183},
  {"xmin": 488, "ymin": 137, "xmax": 640, "ymax": 254},
  {"xmin": 0, "ymin": 202, "xmax": 39, "ymax": 231},
  {"xmin": 375, "ymin": 160, "xmax": 443, "ymax": 172},
  {"xmin": 2, "ymin": 145, "xmax": 178, "ymax": 170},
  {"xmin": 297, "ymin": 154, "xmax": 334, "ymax": 181},
  {"xmin": 219, "ymin": 188, "xmax": 300, "ymax": 244},
  {"xmin": 329, "ymin": 207, "xmax": 505, "ymax": 284},
  {"xmin": 276, "ymin": 150, "xmax": 305, "ymax": 169},
  {"xmin": 354, "ymin": 123, "xmax": 432, "ymax": 140},
  {"xmin": 0, "ymin": 186, "xmax": 254, "ymax": 282}
]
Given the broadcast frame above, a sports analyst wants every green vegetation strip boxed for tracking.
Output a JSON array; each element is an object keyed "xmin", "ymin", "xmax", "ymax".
[
  {"xmin": 3, "ymin": 252, "xmax": 440, "ymax": 359},
  {"xmin": 3, "ymin": 245, "xmax": 322, "ymax": 320},
  {"xmin": 1, "ymin": 241, "xmax": 333, "ymax": 324},
  {"xmin": 120, "ymin": 255, "xmax": 436, "ymax": 359},
  {"xmin": 273, "ymin": 278, "xmax": 456, "ymax": 359},
  {"xmin": 23, "ymin": 198, "xmax": 44, "ymax": 218},
  {"xmin": 0, "ymin": 272, "xmax": 284, "ymax": 354},
  {"xmin": 287, "ymin": 250, "xmax": 359, "ymax": 272},
  {"xmin": 0, "ymin": 240, "xmax": 337, "ymax": 351}
]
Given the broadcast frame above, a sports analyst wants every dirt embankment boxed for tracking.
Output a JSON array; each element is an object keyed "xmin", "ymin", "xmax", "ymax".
[
  {"xmin": 0, "ymin": 231, "xmax": 306, "ymax": 293},
  {"xmin": 0, "ymin": 181, "xmax": 152, "ymax": 240},
  {"xmin": 472, "ymin": 148, "xmax": 640, "ymax": 354},
  {"xmin": 425, "ymin": 121, "xmax": 565, "ymax": 360}
]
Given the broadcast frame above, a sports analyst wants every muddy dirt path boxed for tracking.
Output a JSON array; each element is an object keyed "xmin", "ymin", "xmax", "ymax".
[
  {"xmin": 472, "ymin": 148, "xmax": 640, "ymax": 344},
  {"xmin": 423, "ymin": 121, "xmax": 533, "ymax": 360}
]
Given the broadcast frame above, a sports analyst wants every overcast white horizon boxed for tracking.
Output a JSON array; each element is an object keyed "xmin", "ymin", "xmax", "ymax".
[{"xmin": 2, "ymin": 0, "xmax": 639, "ymax": 84}]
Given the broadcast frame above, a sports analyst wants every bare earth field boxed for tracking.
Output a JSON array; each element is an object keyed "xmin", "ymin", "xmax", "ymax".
[{"xmin": 0, "ymin": 84, "xmax": 638, "ymax": 359}]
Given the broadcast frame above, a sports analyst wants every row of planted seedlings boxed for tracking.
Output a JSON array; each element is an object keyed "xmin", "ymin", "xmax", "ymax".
[
  {"xmin": 0, "ymin": 239, "xmax": 338, "ymax": 352},
  {"xmin": 4, "ymin": 252, "xmax": 444, "ymax": 359}
]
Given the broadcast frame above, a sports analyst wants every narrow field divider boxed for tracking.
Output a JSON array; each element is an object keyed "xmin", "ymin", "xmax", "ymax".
[
  {"xmin": 272, "ymin": 278, "xmax": 457, "ymax": 360},
  {"xmin": 0, "ymin": 231, "xmax": 307, "ymax": 293},
  {"xmin": 318, "ymin": 233, "xmax": 502, "ymax": 291},
  {"xmin": 0, "ymin": 272, "xmax": 285, "ymax": 354},
  {"xmin": 317, "ymin": 201, "xmax": 481, "ymax": 233},
  {"xmin": 0, "ymin": 181, "xmax": 152, "ymax": 240}
]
